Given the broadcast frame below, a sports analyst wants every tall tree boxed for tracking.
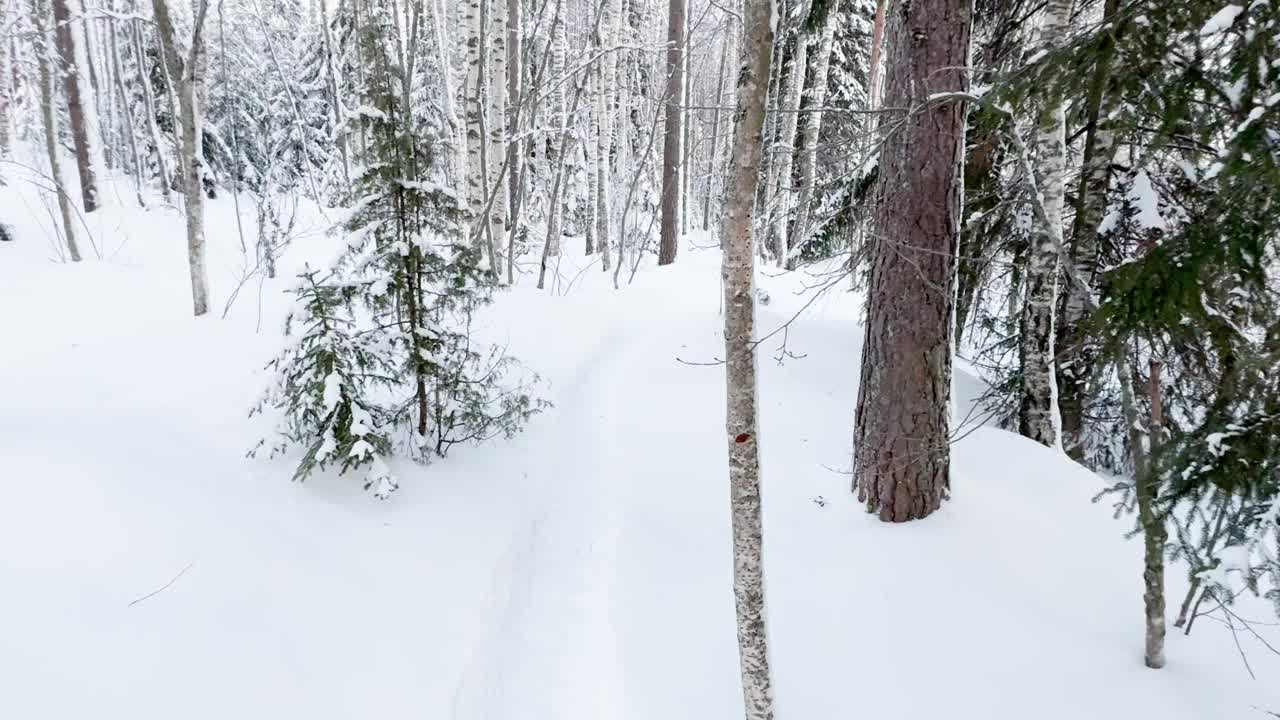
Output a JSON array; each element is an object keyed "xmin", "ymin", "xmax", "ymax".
[
  {"xmin": 852, "ymin": 0, "xmax": 971, "ymax": 522},
  {"xmin": 657, "ymin": 0, "xmax": 684, "ymax": 265},
  {"xmin": 34, "ymin": 0, "xmax": 82, "ymax": 260},
  {"xmin": 786, "ymin": 0, "xmax": 840, "ymax": 267},
  {"xmin": 1057, "ymin": 0, "xmax": 1121, "ymax": 462},
  {"xmin": 720, "ymin": 0, "xmax": 776, "ymax": 713},
  {"xmin": 1017, "ymin": 0, "xmax": 1072, "ymax": 448},
  {"xmin": 152, "ymin": 0, "xmax": 213, "ymax": 316},
  {"xmin": 52, "ymin": 0, "xmax": 102, "ymax": 211}
]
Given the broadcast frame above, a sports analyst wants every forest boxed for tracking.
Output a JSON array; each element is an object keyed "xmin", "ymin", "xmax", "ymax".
[{"xmin": 0, "ymin": 0, "xmax": 1278, "ymax": 717}]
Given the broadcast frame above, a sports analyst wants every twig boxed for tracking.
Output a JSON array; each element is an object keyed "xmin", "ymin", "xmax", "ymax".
[{"xmin": 127, "ymin": 561, "xmax": 194, "ymax": 608}]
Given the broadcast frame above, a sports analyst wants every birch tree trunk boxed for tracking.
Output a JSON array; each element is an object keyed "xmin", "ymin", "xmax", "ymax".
[
  {"xmin": 505, "ymin": 0, "xmax": 521, "ymax": 239},
  {"xmin": 131, "ymin": 20, "xmax": 171, "ymax": 201},
  {"xmin": 657, "ymin": 0, "xmax": 686, "ymax": 265},
  {"xmin": 0, "ymin": 1, "xmax": 13, "ymax": 158},
  {"xmin": 852, "ymin": 0, "xmax": 970, "ymax": 522},
  {"xmin": 720, "ymin": 0, "xmax": 776, "ymax": 713},
  {"xmin": 487, "ymin": 0, "xmax": 508, "ymax": 276},
  {"xmin": 152, "ymin": 0, "xmax": 212, "ymax": 316},
  {"xmin": 767, "ymin": 29, "xmax": 806, "ymax": 264},
  {"xmin": 36, "ymin": 0, "xmax": 82, "ymax": 261},
  {"xmin": 52, "ymin": 0, "xmax": 102, "ymax": 211},
  {"xmin": 464, "ymin": 0, "xmax": 485, "ymax": 229},
  {"xmin": 593, "ymin": 0, "xmax": 622, "ymax": 272},
  {"xmin": 785, "ymin": 0, "xmax": 839, "ymax": 268},
  {"xmin": 701, "ymin": 15, "xmax": 731, "ymax": 231},
  {"xmin": 1057, "ymin": 0, "xmax": 1121, "ymax": 462},
  {"xmin": 108, "ymin": 17, "xmax": 144, "ymax": 206},
  {"xmin": 1017, "ymin": 0, "xmax": 1071, "ymax": 448}
]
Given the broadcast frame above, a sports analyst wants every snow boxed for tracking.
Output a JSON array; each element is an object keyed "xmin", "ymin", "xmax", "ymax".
[
  {"xmin": 1130, "ymin": 170, "xmax": 1167, "ymax": 231},
  {"xmin": 1200, "ymin": 5, "xmax": 1244, "ymax": 37},
  {"xmin": 1, "ymin": 166, "xmax": 1279, "ymax": 719}
]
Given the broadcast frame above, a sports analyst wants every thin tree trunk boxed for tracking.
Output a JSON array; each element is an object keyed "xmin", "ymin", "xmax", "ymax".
[
  {"xmin": 0, "ymin": 2, "xmax": 10, "ymax": 158},
  {"xmin": 319, "ymin": 0, "xmax": 351, "ymax": 185},
  {"xmin": 657, "ymin": 0, "xmax": 686, "ymax": 265},
  {"xmin": 767, "ymin": 27, "xmax": 806, "ymax": 264},
  {"xmin": 1057, "ymin": 0, "xmax": 1121, "ymax": 462},
  {"xmin": 36, "ymin": 0, "xmax": 82, "ymax": 261},
  {"xmin": 1017, "ymin": 0, "xmax": 1071, "ymax": 448},
  {"xmin": 701, "ymin": 14, "xmax": 731, "ymax": 231},
  {"xmin": 52, "ymin": 0, "xmax": 102, "ymax": 211},
  {"xmin": 505, "ymin": 0, "xmax": 521, "ymax": 243},
  {"xmin": 487, "ymin": 0, "xmax": 508, "ymax": 277},
  {"xmin": 594, "ymin": 0, "xmax": 621, "ymax": 272},
  {"xmin": 679, "ymin": 4, "xmax": 692, "ymax": 235},
  {"xmin": 720, "ymin": 0, "xmax": 776, "ymax": 712},
  {"xmin": 131, "ymin": 20, "xmax": 171, "ymax": 201},
  {"xmin": 1118, "ymin": 350, "xmax": 1166, "ymax": 668},
  {"xmin": 852, "ymin": 0, "xmax": 970, "ymax": 522},
  {"xmin": 108, "ymin": 17, "xmax": 144, "ymax": 206},
  {"xmin": 464, "ymin": 0, "xmax": 485, "ymax": 232},
  {"xmin": 152, "ymin": 0, "xmax": 212, "ymax": 316},
  {"xmin": 867, "ymin": 0, "xmax": 888, "ymax": 109},
  {"xmin": 785, "ymin": 0, "xmax": 839, "ymax": 268}
]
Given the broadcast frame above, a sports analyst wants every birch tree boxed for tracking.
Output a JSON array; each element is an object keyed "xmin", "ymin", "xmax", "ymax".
[
  {"xmin": 52, "ymin": 0, "xmax": 102, "ymax": 211},
  {"xmin": 35, "ymin": 0, "xmax": 82, "ymax": 261},
  {"xmin": 765, "ymin": 13, "xmax": 807, "ymax": 264},
  {"xmin": 152, "ymin": 0, "xmax": 213, "ymax": 316},
  {"xmin": 720, "ymin": 0, "xmax": 776, "ymax": 713},
  {"xmin": 1057, "ymin": 0, "xmax": 1120, "ymax": 462},
  {"xmin": 786, "ymin": 0, "xmax": 839, "ymax": 266},
  {"xmin": 593, "ymin": 0, "xmax": 622, "ymax": 272},
  {"xmin": 852, "ymin": 0, "xmax": 971, "ymax": 522},
  {"xmin": 1017, "ymin": 0, "xmax": 1072, "ymax": 448},
  {"xmin": 657, "ymin": 0, "xmax": 685, "ymax": 265},
  {"xmin": 132, "ymin": 19, "xmax": 172, "ymax": 201}
]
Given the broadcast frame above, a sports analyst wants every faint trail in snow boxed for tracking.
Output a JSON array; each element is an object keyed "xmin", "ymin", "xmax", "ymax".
[{"xmin": 450, "ymin": 332, "xmax": 624, "ymax": 720}]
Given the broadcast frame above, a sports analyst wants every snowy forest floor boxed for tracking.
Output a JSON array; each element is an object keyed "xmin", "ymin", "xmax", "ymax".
[{"xmin": 2, "ymin": 167, "xmax": 1279, "ymax": 719}]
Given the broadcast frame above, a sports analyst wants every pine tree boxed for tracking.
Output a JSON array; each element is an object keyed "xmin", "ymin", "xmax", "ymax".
[{"xmin": 254, "ymin": 0, "xmax": 545, "ymax": 496}]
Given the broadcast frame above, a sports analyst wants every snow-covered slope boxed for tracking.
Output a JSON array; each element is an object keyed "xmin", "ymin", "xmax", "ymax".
[{"xmin": 1, "ymin": 173, "xmax": 1277, "ymax": 719}]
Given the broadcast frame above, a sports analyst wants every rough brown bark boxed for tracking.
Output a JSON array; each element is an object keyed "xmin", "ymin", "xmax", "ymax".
[
  {"xmin": 720, "ymin": 0, "xmax": 776, "ymax": 714},
  {"xmin": 852, "ymin": 0, "xmax": 971, "ymax": 523},
  {"xmin": 52, "ymin": 0, "xmax": 100, "ymax": 211}
]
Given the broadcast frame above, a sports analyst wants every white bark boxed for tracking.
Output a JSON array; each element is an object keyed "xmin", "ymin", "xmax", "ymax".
[
  {"xmin": 35, "ymin": 0, "xmax": 82, "ymax": 261},
  {"xmin": 152, "ymin": 0, "xmax": 212, "ymax": 316},
  {"xmin": 766, "ymin": 30, "xmax": 807, "ymax": 264},
  {"xmin": 464, "ymin": 0, "xmax": 484, "ymax": 227},
  {"xmin": 1018, "ymin": 0, "xmax": 1070, "ymax": 448},
  {"xmin": 786, "ymin": 0, "xmax": 839, "ymax": 266},
  {"xmin": 721, "ymin": 0, "xmax": 776, "ymax": 714},
  {"xmin": 593, "ymin": 0, "xmax": 622, "ymax": 272},
  {"xmin": 487, "ymin": 0, "xmax": 508, "ymax": 276},
  {"xmin": 108, "ymin": 17, "xmax": 144, "ymax": 205},
  {"xmin": 131, "ymin": 20, "xmax": 172, "ymax": 201}
]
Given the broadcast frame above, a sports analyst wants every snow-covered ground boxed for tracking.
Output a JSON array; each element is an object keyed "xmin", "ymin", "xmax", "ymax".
[{"xmin": 2, "ymin": 169, "xmax": 1278, "ymax": 719}]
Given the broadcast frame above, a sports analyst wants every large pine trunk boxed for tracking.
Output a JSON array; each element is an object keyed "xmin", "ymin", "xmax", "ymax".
[
  {"xmin": 1017, "ymin": 0, "xmax": 1072, "ymax": 448},
  {"xmin": 152, "ymin": 0, "xmax": 211, "ymax": 316},
  {"xmin": 852, "ymin": 0, "xmax": 971, "ymax": 523},
  {"xmin": 52, "ymin": 0, "xmax": 101, "ymax": 212},
  {"xmin": 720, "ymin": 0, "xmax": 776, "ymax": 712},
  {"xmin": 658, "ymin": 0, "xmax": 686, "ymax": 265}
]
